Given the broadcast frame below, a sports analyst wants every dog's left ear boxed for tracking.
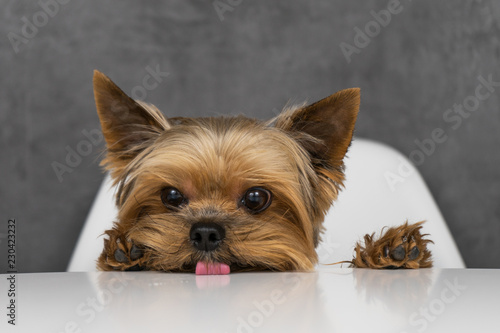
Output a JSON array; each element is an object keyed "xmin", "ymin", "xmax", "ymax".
[
  {"xmin": 274, "ymin": 88, "xmax": 360, "ymax": 168},
  {"xmin": 93, "ymin": 70, "xmax": 170, "ymax": 177}
]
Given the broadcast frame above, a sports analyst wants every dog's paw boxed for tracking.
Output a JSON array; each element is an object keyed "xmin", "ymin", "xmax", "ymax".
[
  {"xmin": 97, "ymin": 228, "xmax": 148, "ymax": 271},
  {"xmin": 351, "ymin": 221, "xmax": 433, "ymax": 269}
]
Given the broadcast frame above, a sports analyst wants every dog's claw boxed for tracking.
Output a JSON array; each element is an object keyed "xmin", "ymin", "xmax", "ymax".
[{"xmin": 383, "ymin": 245, "xmax": 390, "ymax": 258}]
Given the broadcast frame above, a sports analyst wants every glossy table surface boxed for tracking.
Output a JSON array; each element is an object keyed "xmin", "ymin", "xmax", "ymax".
[{"xmin": 1, "ymin": 268, "xmax": 498, "ymax": 332}]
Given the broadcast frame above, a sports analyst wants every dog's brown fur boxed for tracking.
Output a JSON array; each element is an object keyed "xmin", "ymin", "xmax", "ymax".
[
  {"xmin": 93, "ymin": 70, "xmax": 432, "ymax": 272},
  {"xmin": 352, "ymin": 221, "xmax": 433, "ymax": 269}
]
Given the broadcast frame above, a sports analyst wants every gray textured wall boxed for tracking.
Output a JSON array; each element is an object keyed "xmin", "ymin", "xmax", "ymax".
[{"xmin": 1, "ymin": 0, "xmax": 499, "ymax": 272}]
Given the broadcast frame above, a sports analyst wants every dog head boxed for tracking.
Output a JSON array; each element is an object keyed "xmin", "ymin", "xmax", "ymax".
[{"xmin": 93, "ymin": 70, "xmax": 359, "ymax": 273}]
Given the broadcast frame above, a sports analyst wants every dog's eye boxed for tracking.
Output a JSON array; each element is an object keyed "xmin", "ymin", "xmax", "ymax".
[
  {"xmin": 161, "ymin": 187, "xmax": 187, "ymax": 209},
  {"xmin": 241, "ymin": 187, "xmax": 272, "ymax": 214}
]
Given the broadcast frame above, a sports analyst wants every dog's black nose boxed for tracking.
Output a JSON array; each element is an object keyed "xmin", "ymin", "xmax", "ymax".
[{"xmin": 190, "ymin": 222, "xmax": 225, "ymax": 252}]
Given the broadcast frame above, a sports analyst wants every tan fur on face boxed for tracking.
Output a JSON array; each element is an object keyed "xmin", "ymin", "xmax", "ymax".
[{"xmin": 93, "ymin": 70, "xmax": 360, "ymax": 272}]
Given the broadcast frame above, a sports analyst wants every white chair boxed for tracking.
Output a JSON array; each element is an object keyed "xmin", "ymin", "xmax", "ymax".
[{"xmin": 67, "ymin": 138, "xmax": 465, "ymax": 271}]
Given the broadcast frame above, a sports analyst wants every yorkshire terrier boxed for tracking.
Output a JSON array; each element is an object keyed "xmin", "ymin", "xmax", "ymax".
[{"xmin": 93, "ymin": 70, "xmax": 432, "ymax": 274}]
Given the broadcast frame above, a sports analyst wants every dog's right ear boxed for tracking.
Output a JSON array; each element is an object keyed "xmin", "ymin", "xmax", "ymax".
[{"xmin": 93, "ymin": 70, "xmax": 170, "ymax": 173}]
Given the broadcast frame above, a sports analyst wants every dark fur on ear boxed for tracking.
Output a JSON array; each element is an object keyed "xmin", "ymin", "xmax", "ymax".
[
  {"xmin": 274, "ymin": 88, "xmax": 360, "ymax": 169},
  {"xmin": 93, "ymin": 70, "xmax": 170, "ymax": 178},
  {"xmin": 273, "ymin": 88, "xmax": 360, "ymax": 245}
]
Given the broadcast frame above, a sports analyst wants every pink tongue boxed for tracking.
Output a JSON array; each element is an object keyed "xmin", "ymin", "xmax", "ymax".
[{"xmin": 195, "ymin": 262, "xmax": 230, "ymax": 275}]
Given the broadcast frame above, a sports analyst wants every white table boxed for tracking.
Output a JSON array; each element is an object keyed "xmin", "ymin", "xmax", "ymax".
[{"xmin": 1, "ymin": 268, "xmax": 498, "ymax": 332}]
